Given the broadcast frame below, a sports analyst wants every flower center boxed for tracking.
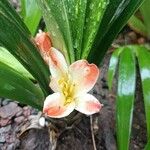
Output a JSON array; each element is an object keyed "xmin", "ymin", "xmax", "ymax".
[{"xmin": 58, "ymin": 74, "xmax": 75, "ymax": 105}]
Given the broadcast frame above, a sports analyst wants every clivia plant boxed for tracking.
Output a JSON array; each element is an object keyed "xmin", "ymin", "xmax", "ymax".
[{"xmin": 0, "ymin": 0, "xmax": 144, "ymax": 149}]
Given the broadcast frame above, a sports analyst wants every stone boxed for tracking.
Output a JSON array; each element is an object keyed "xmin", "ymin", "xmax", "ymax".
[
  {"xmin": 0, "ymin": 125, "xmax": 11, "ymax": 143},
  {"xmin": 7, "ymin": 143, "xmax": 15, "ymax": 150},
  {"xmin": 0, "ymin": 125, "xmax": 11, "ymax": 133},
  {"xmin": 15, "ymin": 107, "xmax": 23, "ymax": 117},
  {"xmin": 23, "ymin": 109, "xmax": 31, "ymax": 117},
  {"xmin": 14, "ymin": 116, "xmax": 25, "ymax": 124},
  {"xmin": 0, "ymin": 135, "xmax": 5, "ymax": 143},
  {"xmin": 31, "ymin": 108, "xmax": 39, "ymax": 115},
  {"xmin": 23, "ymin": 106, "xmax": 29, "ymax": 110},
  {"xmin": 0, "ymin": 102, "xmax": 18, "ymax": 118},
  {"xmin": 0, "ymin": 143, "xmax": 3, "ymax": 149},
  {"xmin": 0, "ymin": 118, "xmax": 11, "ymax": 127},
  {"xmin": 5, "ymin": 134, "xmax": 16, "ymax": 143},
  {"xmin": 2, "ymin": 99, "xmax": 11, "ymax": 106},
  {"xmin": 14, "ymin": 139, "xmax": 20, "ymax": 148}
]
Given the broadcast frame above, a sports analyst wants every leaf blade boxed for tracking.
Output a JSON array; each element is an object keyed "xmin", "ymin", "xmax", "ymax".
[
  {"xmin": 136, "ymin": 46, "xmax": 150, "ymax": 139},
  {"xmin": 0, "ymin": 62, "xmax": 44, "ymax": 110},
  {"xmin": 0, "ymin": 46, "xmax": 33, "ymax": 79},
  {"xmin": 22, "ymin": 0, "xmax": 42, "ymax": 35},
  {"xmin": 0, "ymin": 0, "xmax": 50, "ymax": 96},
  {"xmin": 65, "ymin": 0, "xmax": 87, "ymax": 60},
  {"xmin": 107, "ymin": 47, "xmax": 123, "ymax": 90},
  {"xmin": 145, "ymin": 140, "xmax": 150, "ymax": 150},
  {"xmin": 128, "ymin": 14, "xmax": 147, "ymax": 37},
  {"xmin": 116, "ymin": 47, "xmax": 136, "ymax": 150},
  {"xmin": 81, "ymin": 0, "xmax": 109, "ymax": 59},
  {"xmin": 88, "ymin": 0, "xmax": 143, "ymax": 65},
  {"xmin": 140, "ymin": 0, "xmax": 150, "ymax": 38},
  {"xmin": 37, "ymin": 0, "xmax": 75, "ymax": 63}
]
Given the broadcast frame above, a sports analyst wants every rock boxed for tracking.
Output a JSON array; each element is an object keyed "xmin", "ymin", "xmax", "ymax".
[
  {"xmin": 0, "ymin": 102, "xmax": 18, "ymax": 118},
  {"xmin": 23, "ymin": 109, "xmax": 31, "ymax": 117},
  {"xmin": 0, "ymin": 125, "xmax": 11, "ymax": 133},
  {"xmin": 0, "ymin": 143, "xmax": 3, "ymax": 148},
  {"xmin": 31, "ymin": 108, "xmax": 39, "ymax": 115},
  {"xmin": 14, "ymin": 116, "xmax": 25, "ymax": 124},
  {"xmin": 0, "ymin": 125, "xmax": 11, "ymax": 143},
  {"xmin": 5, "ymin": 134, "xmax": 16, "ymax": 143},
  {"xmin": 15, "ymin": 107, "xmax": 23, "ymax": 117},
  {"xmin": 2, "ymin": 144, "xmax": 7, "ymax": 150},
  {"xmin": 0, "ymin": 129, "xmax": 6, "ymax": 143},
  {"xmin": 138, "ymin": 37, "xmax": 145, "ymax": 44},
  {"xmin": 23, "ymin": 106, "xmax": 29, "ymax": 110},
  {"xmin": 14, "ymin": 139, "xmax": 20, "ymax": 148},
  {"xmin": 128, "ymin": 31, "xmax": 137, "ymax": 42},
  {"xmin": 2, "ymin": 99, "xmax": 11, "ymax": 106},
  {"xmin": 0, "ymin": 127, "xmax": 7, "ymax": 143},
  {"xmin": 0, "ymin": 118, "xmax": 11, "ymax": 127},
  {"xmin": 0, "ymin": 136, "xmax": 5, "ymax": 143},
  {"xmin": 7, "ymin": 143, "xmax": 15, "ymax": 150}
]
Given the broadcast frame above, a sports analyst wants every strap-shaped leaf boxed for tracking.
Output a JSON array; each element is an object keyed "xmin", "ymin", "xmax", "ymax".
[
  {"xmin": 107, "ymin": 47, "xmax": 123, "ymax": 90},
  {"xmin": 37, "ymin": 0, "xmax": 75, "ymax": 64},
  {"xmin": 135, "ymin": 46, "xmax": 150, "ymax": 139},
  {"xmin": 20, "ymin": 0, "xmax": 42, "ymax": 35},
  {"xmin": 145, "ymin": 140, "xmax": 150, "ymax": 150},
  {"xmin": 0, "ymin": 47, "xmax": 33, "ymax": 79},
  {"xmin": 64, "ymin": 0, "xmax": 87, "ymax": 60},
  {"xmin": 88, "ymin": 0, "xmax": 143, "ymax": 65},
  {"xmin": 0, "ymin": 0, "xmax": 50, "ymax": 96},
  {"xmin": 117, "ymin": 47, "xmax": 136, "ymax": 150},
  {"xmin": 0, "ymin": 62, "xmax": 44, "ymax": 110},
  {"xmin": 0, "ymin": 0, "xmax": 29, "ymax": 35},
  {"xmin": 140, "ymin": 0, "xmax": 150, "ymax": 38},
  {"xmin": 81, "ymin": 0, "xmax": 109, "ymax": 59},
  {"xmin": 128, "ymin": 15, "xmax": 147, "ymax": 37}
]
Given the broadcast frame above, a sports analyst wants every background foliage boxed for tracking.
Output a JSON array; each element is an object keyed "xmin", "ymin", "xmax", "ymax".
[{"xmin": 108, "ymin": 45, "xmax": 150, "ymax": 150}]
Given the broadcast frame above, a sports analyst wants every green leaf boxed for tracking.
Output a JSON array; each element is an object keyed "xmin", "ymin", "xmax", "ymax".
[
  {"xmin": 0, "ymin": 0, "xmax": 29, "ymax": 35},
  {"xmin": 117, "ymin": 47, "xmax": 136, "ymax": 150},
  {"xmin": 108, "ymin": 45, "xmax": 150, "ymax": 149},
  {"xmin": 64, "ymin": 0, "xmax": 87, "ymax": 60},
  {"xmin": 0, "ymin": 62, "xmax": 44, "ymax": 110},
  {"xmin": 20, "ymin": 0, "xmax": 42, "ymax": 35},
  {"xmin": 107, "ymin": 47, "xmax": 123, "ymax": 90},
  {"xmin": 37, "ymin": 0, "xmax": 75, "ymax": 64},
  {"xmin": 0, "ymin": 0, "xmax": 50, "ymax": 96},
  {"xmin": 128, "ymin": 15, "xmax": 147, "ymax": 37},
  {"xmin": 20, "ymin": 0, "xmax": 26, "ymax": 18},
  {"xmin": 88, "ymin": 0, "xmax": 144, "ymax": 65},
  {"xmin": 81, "ymin": 0, "xmax": 109, "ymax": 59},
  {"xmin": 145, "ymin": 140, "xmax": 150, "ymax": 150},
  {"xmin": 140, "ymin": 0, "xmax": 150, "ymax": 38},
  {"xmin": 135, "ymin": 46, "xmax": 150, "ymax": 139},
  {"xmin": 0, "ymin": 47, "xmax": 33, "ymax": 79}
]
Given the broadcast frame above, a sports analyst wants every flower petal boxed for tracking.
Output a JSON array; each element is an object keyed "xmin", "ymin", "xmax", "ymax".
[
  {"xmin": 43, "ymin": 93, "xmax": 75, "ymax": 118},
  {"xmin": 49, "ymin": 77, "xmax": 60, "ymax": 92},
  {"xmin": 75, "ymin": 94, "xmax": 102, "ymax": 115},
  {"xmin": 35, "ymin": 30, "xmax": 52, "ymax": 64},
  {"xmin": 48, "ymin": 47, "xmax": 68, "ymax": 79},
  {"xmin": 35, "ymin": 30, "xmax": 52, "ymax": 53},
  {"xmin": 69, "ymin": 60, "xmax": 99, "ymax": 94}
]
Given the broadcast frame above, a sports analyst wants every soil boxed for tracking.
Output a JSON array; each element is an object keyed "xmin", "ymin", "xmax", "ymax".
[{"xmin": 0, "ymin": 1, "xmax": 148, "ymax": 149}]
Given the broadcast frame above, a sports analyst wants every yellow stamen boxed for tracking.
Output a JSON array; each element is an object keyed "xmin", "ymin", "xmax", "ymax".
[{"xmin": 58, "ymin": 74, "xmax": 75, "ymax": 105}]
